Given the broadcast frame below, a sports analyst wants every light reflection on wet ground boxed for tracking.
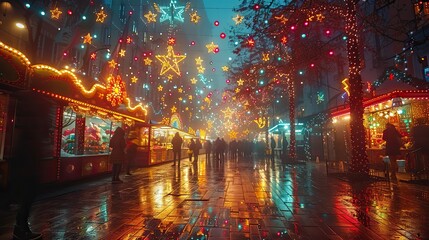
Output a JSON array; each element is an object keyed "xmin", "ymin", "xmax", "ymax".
[{"xmin": 1, "ymin": 155, "xmax": 429, "ymax": 239}]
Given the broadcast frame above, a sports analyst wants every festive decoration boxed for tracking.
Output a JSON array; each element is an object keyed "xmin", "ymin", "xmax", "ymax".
[
  {"xmin": 254, "ymin": 117, "xmax": 266, "ymax": 128},
  {"xmin": 316, "ymin": 91, "xmax": 325, "ymax": 104},
  {"xmin": 274, "ymin": 14, "xmax": 288, "ymax": 24},
  {"xmin": 206, "ymin": 42, "xmax": 218, "ymax": 53},
  {"xmin": 197, "ymin": 65, "xmax": 205, "ymax": 74},
  {"xmin": 170, "ymin": 105, "xmax": 177, "ymax": 113},
  {"xmin": 190, "ymin": 11, "xmax": 200, "ymax": 23},
  {"xmin": 144, "ymin": 11, "xmax": 157, "ymax": 23},
  {"xmin": 143, "ymin": 58, "xmax": 152, "ymax": 65},
  {"xmin": 159, "ymin": 0, "xmax": 185, "ymax": 24},
  {"xmin": 190, "ymin": 78, "xmax": 198, "ymax": 84},
  {"xmin": 237, "ymin": 78, "xmax": 244, "ymax": 86},
  {"xmin": 342, "ymin": 78, "xmax": 350, "ymax": 96},
  {"xmin": 155, "ymin": 46, "xmax": 186, "ymax": 76},
  {"xmin": 131, "ymin": 76, "xmax": 138, "ymax": 83},
  {"xmin": 221, "ymin": 107, "xmax": 234, "ymax": 119},
  {"xmin": 262, "ymin": 53, "xmax": 270, "ymax": 62},
  {"xmin": 233, "ymin": 14, "xmax": 244, "ymax": 25},
  {"xmin": 222, "ymin": 66, "xmax": 229, "ymax": 72},
  {"xmin": 168, "ymin": 37, "xmax": 176, "ymax": 45},
  {"xmin": 83, "ymin": 33, "xmax": 92, "ymax": 44},
  {"xmin": 96, "ymin": 9, "xmax": 107, "ymax": 23},
  {"xmin": 195, "ymin": 57, "xmax": 203, "ymax": 65},
  {"xmin": 108, "ymin": 59, "xmax": 117, "ymax": 68},
  {"xmin": 157, "ymin": 85, "xmax": 163, "ymax": 91},
  {"xmin": 119, "ymin": 49, "xmax": 126, "ymax": 57},
  {"xmin": 106, "ymin": 74, "xmax": 126, "ymax": 107},
  {"xmin": 50, "ymin": 7, "xmax": 62, "ymax": 19}
]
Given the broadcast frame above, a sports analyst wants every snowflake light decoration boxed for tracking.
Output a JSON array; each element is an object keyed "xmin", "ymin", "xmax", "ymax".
[{"xmin": 106, "ymin": 75, "xmax": 126, "ymax": 107}]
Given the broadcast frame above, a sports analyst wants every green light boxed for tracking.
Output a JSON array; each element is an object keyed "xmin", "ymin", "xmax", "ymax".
[{"xmin": 301, "ymin": 33, "xmax": 306, "ymax": 38}]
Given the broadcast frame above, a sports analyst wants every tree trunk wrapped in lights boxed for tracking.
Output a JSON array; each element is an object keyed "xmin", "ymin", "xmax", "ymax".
[
  {"xmin": 345, "ymin": 0, "xmax": 369, "ymax": 175},
  {"xmin": 287, "ymin": 77, "xmax": 297, "ymax": 161}
]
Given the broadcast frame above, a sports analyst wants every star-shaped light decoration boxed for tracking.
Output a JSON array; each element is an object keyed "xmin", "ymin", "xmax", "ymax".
[
  {"xmin": 221, "ymin": 107, "xmax": 234, "ymax": 119},
  {"xmin": 50, "ymin": 7, "xmax": 62, "ymax": 19},
  {"xmin": 195, "ymin": 57, "xmax": 203, "ymax": 65},
  {"xmin": 188, "ymin": 95, "xmax": 193, "ymax": 100},
  {"xmin": 143, "ymin": 58, "xmax": 152, "ymax": 65},
  {"xmin": 90, "ymin": 52, "xmax": 97, "ymax": 60},
  {"xmin": 190, "ymin": 78, "xmax": 198, "ymax": 84},
  {"xmin": 119, "ymin": 49, "xmax": 126, "ymax": 57},
  {"xmin": 167, "ymin": 74, "xmax": 174, "ymax": 80},
  {"xmin": 178, "ymin": 97, "xmax": 183, "ymax": 101},
  {"xmin": 237, "ymin": 78, "xmax": 244, "ymax": 86},
  {"xmin": 274, "ymin": 15, "xmax": 288, "ymax": 24},
  {"xmin": 83, "ymin": 33, "xmax": 92, "ymax": 44},
  {"xmin": 229, "ymin": 130, "xmax": 237, "ymax": 139},
  {"xmin": 159, "ymin": 0, "xmax": 185, "ymax": 24},
  {"xmin": 262, "ymin": 53, "xmax": 270, "ymax": 61},
  {"xmin": 247, "ymin": 37, "xmax": 255, "ymax": 48},
  {"xmin": 106, "ymin": 74, "xmax": 126, "ymax": 107},
  {"xmin": 96, "ymin": 9, "xmax": 107, "ymax": 23},
  {"xmin": 168, "ymin": 37, "xmax": 176, "ymax": 45},
  {"xmin": 189, "ymin": 11, "xmax": 200, "ymax": 23},
  {"xmin": 232, "ymin": 14, "xmax": 244, "ymax": 25},
  {"xmin": 131, "ymin": 76, "xmax": 138, "ymax": 83},
  {"xmin": 171, "ymin": 105, "xmax": 177, "ymax": 113},
  {"xmin": 206, "ymin": 42, "xmax": 218, "ymax": 53},
  {"xmin": 108, "ymin": 59, "xmax": 117, "ymax": 68},
  {"xmin": 222, "ymin": 66, "xmax": 229, "ymax": 72},
  {"xmin": 235, "ymin": 88, "xmax": 241, "ymax": 93},
  {"xmin": 197, "ymin": 65, "xmax": 205, "ymax": 74},
  {"xmin": 316, "ymin": 13, "xmax": 325, "ymax": 21},
  {"xmin": 155, "ymin": 46, "xmax": 186, "ymax": 76},
  {"xmin": 281, "ymin": 36, "xmax": 288, "ymax": 44},
  {"xmin": 178, "ymin": 88, "xmax": 183, "ymax": 93},
  {"xmin": 144, "ymin": 11, "xmax": 157, "ymax": 23},
  {"xmin": 157, "ymin": 85, "xmax": 163, "ymax": 91}
]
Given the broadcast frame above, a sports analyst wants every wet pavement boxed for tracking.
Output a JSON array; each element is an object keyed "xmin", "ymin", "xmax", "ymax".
[{"xmin": 1, "ymin": 155, "xmax": 429, "ymax": 240}]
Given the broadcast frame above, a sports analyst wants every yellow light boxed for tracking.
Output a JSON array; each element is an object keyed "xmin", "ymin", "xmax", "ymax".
[{"xmin": 15, "ymin": 22, "xmax": 25, "ymax": 29}]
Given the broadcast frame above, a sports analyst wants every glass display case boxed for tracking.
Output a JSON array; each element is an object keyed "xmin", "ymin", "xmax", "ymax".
[{"xmin": 61, "ymin": 106, "xmax": 121, "ymax": 157}]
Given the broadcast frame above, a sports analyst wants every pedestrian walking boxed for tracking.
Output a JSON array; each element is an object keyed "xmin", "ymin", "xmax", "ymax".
[
  {"xmin": 171, "ymin": 132, "xmax": 183, "ymax": 166},
  {"xmin": 382, "ymin": 123, "xmax": 402, "ymax": 181},
  {"xmin": 193, "ymin": 139, "xmax": 202, "ymax": 163},
  {"xmin": 270, "ymin": 136, "xmax": 276, "ymax": 160},
  {"xmin": 110, "ymin": 127, "xmax": 126, "ymax": 183},
  {"xmin": 204, "ymin": 140, "xmax": 212, "ymax": 160}
]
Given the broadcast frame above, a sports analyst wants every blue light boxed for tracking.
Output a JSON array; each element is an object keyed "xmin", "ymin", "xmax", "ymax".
[
  {"xmin": 105, "ymin": 53, "xmax": 111, "ymax": 59},
  {"xmin": 259, "ymin": 80, "xmax": 264, "ymax": 85},
  {"xmin": 25, "ymin": 3, "xmax": 30, "ymax": 8},
  {"xmin": 40, "ymin": 11, "xmax": 46, "ymax": 16},
  {"xmin": 301, "ymin": 33, "xmax": 306, "ymax": 38},
  {"xmin": 299, "ymin": 70, "xmax": 304, "ymax": 75},
  {"xmin": 82, "ymin": 16, "xmax": 87, "ymax": 20}
]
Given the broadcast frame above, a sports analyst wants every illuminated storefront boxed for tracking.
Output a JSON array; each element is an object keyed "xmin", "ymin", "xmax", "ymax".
[{"xmin": 330, "ymin": 90, "xmax": 429, "ymax": 164}]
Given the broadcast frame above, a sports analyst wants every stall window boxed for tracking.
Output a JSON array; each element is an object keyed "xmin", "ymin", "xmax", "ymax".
[{"xmin": 61, "ymin": 107, "xmax": 121, "ymax": 156}]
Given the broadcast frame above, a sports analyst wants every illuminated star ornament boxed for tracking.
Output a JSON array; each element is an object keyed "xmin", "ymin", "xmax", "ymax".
[
  {"xmin": 96, "ymin": 9, "xmax": 107, "ymax": 23},
  {"xmin": 195, "ymin": 57, "xmax": 203, "ymax": 65},
  {"xmin": 131, "ymin": 76, "xmax": 138, "ymax": 83},
  {"xmin": 206, "ymin": 42, "xmax": 218, "ymax": 53},
  {"xmin": 159, "ymin": 0, "xmax": 185, "ymax": 24},
  {"xmin": 222, "ymin": 66, "xmax": 229, "ymax": 72},
  {"xmin": 262, "ymin": 53, "xmax": 270, "ymax": 61},
  {"xmin": 157, "ymin": 85, "xmax": 163, "ymax": 91},
  {"xmin": 155, "ymin": 46, "xmax": 186, "ymax": 76},
  {"xmin": 171, "ymin": 105, "xmax": 177, "ymax": 113},
  {"xmin": 106, "ymin": 75, "xmax": 126, "ymax": 107},
  {"xmin": 50, "ymin": 7, "xmax": 62, "ymax": 19},
  {"xmin": 190, "ymin": 78, "xmax": 198, "ymax": 84},
  {"xmin": 108, "ymin": 59, "xmax": 117, "ymax": 68},
  {"xmin": 221, "ymin": 107, "xmax": 234, "ymax": 119},
  {"xmin": 237, "ymin": 78, "xmax": 244, "ymax": 86},
  {"xmin": 119, "ymin": 49, "xmax": 126, "ymax": 57},
  {"xmin": 83, "ymin": 33, "xmax": 92, "ymax": 44},
  {"xmin": 232, "ymin": 14, "xmax": 244, "ymax": 25},
  {"xmin": 143, "ymin": 58, "xmax": 152, "ymax": 65},
  {"xmin": 144, "ymin": 11, "xmax": 157, "ymax": 23},
  {"xmin": 189, "ymin": 11, "xmax": 200, "ymax": 23}
]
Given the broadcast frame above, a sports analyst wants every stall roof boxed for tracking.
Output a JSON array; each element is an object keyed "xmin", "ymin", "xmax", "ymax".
[{"xmin": 331, "ymin": 90, "xmax": 429, "ymax": 118}]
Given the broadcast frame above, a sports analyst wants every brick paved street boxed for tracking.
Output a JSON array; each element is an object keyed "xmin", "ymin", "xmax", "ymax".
[{"xmin": 1, "ymin": 155, "xmax": 429, "ymax": 239}]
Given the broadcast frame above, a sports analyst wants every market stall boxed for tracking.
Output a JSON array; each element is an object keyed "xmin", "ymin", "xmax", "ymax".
[{"xmin": 330, "ymin": 90, "xmax": 429, "ymax": 166}]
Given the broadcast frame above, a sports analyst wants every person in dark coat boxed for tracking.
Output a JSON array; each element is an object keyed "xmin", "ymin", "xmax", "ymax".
[
  {"xmin": 270, "ymin": 136, "xmax": 276, "ymax": 160},
  {"xmin": 171, "ymin": 132, "xmax": 183, "ymax": 166},
  {"xmin": 204, "ymin": 140, "xmax": 212, "ymax": 160},
  {"xmin": 9, "ymin": 91, "xmax": 50, "ymax": 240},
  {"xmin": 193, "ymin": 139, "xmax": 202, "ymax": 163},
  {"xmin": 382, "ymin": 123, "xmax": 402, "ymax": 180},
  {"xmin": 110, "ymin": 127, "xmax": 126, "ymax": 183}
]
